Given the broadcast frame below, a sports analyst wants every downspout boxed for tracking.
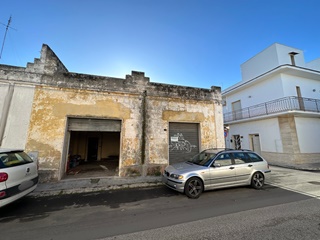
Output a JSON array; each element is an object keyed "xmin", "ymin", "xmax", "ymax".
[{"xmin": 0, "ymin": 83, "xmax": 14, "ymax": 146}]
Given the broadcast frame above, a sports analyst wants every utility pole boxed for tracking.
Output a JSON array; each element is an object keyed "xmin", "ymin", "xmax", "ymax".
[{"xmin": 0, "ymin": 15, "xmax": 12, "ymax": 59}]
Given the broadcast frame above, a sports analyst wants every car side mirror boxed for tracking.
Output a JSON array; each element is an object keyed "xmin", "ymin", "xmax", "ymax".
[{"xmin": 213, "ymin": 162, "xmax": 221, "ymax": 167}]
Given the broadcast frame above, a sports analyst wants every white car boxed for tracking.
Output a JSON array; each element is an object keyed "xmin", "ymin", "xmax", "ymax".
[{"xmin": 0, "ymin": 149, "xmax": 38, "ymax": 207}]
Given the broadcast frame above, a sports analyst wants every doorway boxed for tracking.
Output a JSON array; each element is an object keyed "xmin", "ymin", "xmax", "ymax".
[
  {"xmin": 232, "ymin": 100, "xmax": 242, "ymax": 120},
  {"xmin": 233, "ymin": 135, "xmax": 241, "ymax": 150},
  {"xmin": 250, "ymin": 134, "xmax": 261, "ymax": 154},
  {"xmin": 296, "ymin": 86, "xmax": 305, "ymax": 110}
]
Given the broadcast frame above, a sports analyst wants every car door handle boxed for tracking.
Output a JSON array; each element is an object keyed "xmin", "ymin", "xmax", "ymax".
[
  {"xmin": 229, "ymin": 167, "xmax": 235, "ymax": 170},
  {"xmin": 248, "ymin": 164, "xmax": 253, "ymax": 167}
]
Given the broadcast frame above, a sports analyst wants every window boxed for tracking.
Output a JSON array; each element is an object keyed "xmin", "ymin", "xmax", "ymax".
[
  {"xmin": 213, "ymin": 153, "xmax": 233, "ymax": 167},
  {"xmin": 189, "ymin": 151, "xmax": 216, "ymax": 166},
  {"xmin": 248, "ymin": 152, "xmax": 263, "ymax": 162},
  {"xmin": 0, "ymin": 151, "xmax": 33, "ymax": 168},
  {"xmin": 233, "ymin": 152, "xmax": 251, "ymax": 164}
]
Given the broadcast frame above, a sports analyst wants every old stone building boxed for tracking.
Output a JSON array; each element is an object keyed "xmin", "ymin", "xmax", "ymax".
[{"xmin": 0, "ymin": 44, "xmax": 224, "ymax": 182}]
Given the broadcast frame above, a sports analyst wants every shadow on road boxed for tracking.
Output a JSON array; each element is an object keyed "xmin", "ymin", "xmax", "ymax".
[{"xmin": 0, "ymin": 186, "xmax": 179, "ymax": 223}]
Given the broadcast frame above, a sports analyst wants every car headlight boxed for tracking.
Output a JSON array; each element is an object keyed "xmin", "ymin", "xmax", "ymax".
[{"xmin": 170, "ymin": 173, "xmax": 184, "ymax": 180}]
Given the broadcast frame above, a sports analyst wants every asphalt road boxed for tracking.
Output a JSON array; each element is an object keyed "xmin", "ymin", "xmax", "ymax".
[{"xmin": 1, "ymin": 183, "xmax": 319, "ymax": 240}]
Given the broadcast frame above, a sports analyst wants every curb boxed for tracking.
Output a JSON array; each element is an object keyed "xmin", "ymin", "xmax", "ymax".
[
  {"xmin": 269, "ymin": 164, "xmax": 320, "ymax": 172},
  {"xmin": 29, "ymin": 178, "xmax": 164, "ymax": 197}
]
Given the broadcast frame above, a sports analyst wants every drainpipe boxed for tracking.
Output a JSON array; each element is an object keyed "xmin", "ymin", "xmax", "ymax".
[{"xmin": 0, "ymin": 83, "xmax": 14, "ymax": 146}]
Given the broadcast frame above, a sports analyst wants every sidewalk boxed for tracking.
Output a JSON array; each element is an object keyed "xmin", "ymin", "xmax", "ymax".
[
  {"xmin": 30, "ymin": 163, "xmax": 320, "ymax": 197},
  {"xmin": 266, "ymin": 165, "xmax": 320, "ymax": 199},
  {"xmin": 30, "ymin": 176, "xmax": 163, "ymax": 197}
]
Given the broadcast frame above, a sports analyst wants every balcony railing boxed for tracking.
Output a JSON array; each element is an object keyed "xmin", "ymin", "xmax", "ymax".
[{"xmin": 224, "ymin": 96, "xmax": 320, "ymax": 122}]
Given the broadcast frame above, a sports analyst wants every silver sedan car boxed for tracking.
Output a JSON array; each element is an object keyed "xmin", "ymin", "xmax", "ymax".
[{"xmin": 162, "ymin": 148, "xmax": 271, "ymax": 198}]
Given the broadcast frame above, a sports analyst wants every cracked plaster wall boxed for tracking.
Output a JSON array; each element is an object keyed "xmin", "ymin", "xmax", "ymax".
[{"xmin": 0, "ymin": 44, "xmax": 224, "ymax": 181}]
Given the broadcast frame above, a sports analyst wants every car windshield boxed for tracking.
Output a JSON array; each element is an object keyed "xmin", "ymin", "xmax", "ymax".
[
  {"xmin": 0, "ymin": 151, "xmax": 33, "ymax": 169},
  {"xmin": 188, "ymin": 150, "xmax": 217, "ymax": 166}
]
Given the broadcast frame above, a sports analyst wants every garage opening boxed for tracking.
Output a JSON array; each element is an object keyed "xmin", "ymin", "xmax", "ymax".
[
  {"xmin": 65, "ymin": 118, "xmax": 121, "ymax": 178},
  {"xmin": 169, "ymin": 122, "xmax": 200, "ymax": 164}
]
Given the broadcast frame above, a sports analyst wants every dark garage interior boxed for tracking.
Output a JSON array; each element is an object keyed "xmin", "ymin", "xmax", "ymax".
[{"xmin": 66, "ymin": 131, "xmax": 120, "ymax": 178}]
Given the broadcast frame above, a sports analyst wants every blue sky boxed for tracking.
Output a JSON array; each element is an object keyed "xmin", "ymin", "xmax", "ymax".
[{"xmin": 1, "ymin": 0, "xmax": 320, "ymax": 90}]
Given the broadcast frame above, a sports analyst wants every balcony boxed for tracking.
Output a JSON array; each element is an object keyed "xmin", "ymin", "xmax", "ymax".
[{"xmin": 224, "ymin": 96, "xmax": 320, "ymax": 123}]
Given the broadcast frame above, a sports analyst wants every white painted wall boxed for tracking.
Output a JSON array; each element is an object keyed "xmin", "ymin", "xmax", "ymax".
[
  {"xmin": 295, "ymin": 117, "xmax": 320, "ymax": 153},
  {"xmin": 275, "ymin": 44, "xmax": 305, "ymax": 67},
  {"xmin": 223, "ymin": 73, "xmax": 320, "ymax": 115},
  {"xmin": 224, "ymin": 75, "xmax": 284, "ymax": 113},
  {"xmin": 225, "ymin": 118, "xmax": 282, "ymax": 152},
  {"xmin": 282, "ymin": 74, "xmax": 320, "ymax": 98},
  {"xmin": 241, "ymin": 43, "xmax": 304, "ymax": 82},
  {"xmin": 1, "ymin": 84, "xmax": 35, "ymax": 149},
  {"xmin": 241, "ymin": 44, "xmax": 278, "ymax": 82}
]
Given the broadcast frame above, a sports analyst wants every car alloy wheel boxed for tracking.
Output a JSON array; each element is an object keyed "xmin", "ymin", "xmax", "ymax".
[
  {"xmin": 251, "ymin": 172, "xmax": 264, "ymax": 189},
  {"xmin": 184, "ymin": 177, "xmax": 203, "ymax": 199}
]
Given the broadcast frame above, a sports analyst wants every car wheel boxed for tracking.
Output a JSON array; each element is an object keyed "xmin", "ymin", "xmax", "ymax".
[
  {"xmin": 251, "ymin": 172, "xmax": 264, "ymax": 189},
  {"xmin": 184, "ymin": 177, "xmax": 203, "ymax": 199}
]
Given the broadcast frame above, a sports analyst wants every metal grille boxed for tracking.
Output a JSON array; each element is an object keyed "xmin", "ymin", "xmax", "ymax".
[{"xmin": 68, "ymin": 118, "xmax": 121, "ymax": 132}]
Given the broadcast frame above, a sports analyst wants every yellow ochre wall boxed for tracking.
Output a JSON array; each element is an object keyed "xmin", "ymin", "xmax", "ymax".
[{"xmin": 25, "ymin": 85, "xmax": 222, "ymax": 181}]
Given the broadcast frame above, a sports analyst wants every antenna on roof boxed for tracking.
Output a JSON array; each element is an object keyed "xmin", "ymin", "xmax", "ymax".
[{"xmin": 0, "ymin": 15, "xmax": 15, "ymax": 59}]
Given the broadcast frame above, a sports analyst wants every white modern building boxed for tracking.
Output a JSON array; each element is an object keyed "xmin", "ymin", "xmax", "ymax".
[{"xmin": 222, "ymin": 43, "xmax": 320, "ymax": 168}]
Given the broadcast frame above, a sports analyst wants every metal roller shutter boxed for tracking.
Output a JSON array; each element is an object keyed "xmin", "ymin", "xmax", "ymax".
[
  {"xmin": 68, "ymin": 118, "xmax": 121, "ymax": 132},
  {"xmin": 169, "ymin": 123, "xmax": 199, "ymax": 164}
]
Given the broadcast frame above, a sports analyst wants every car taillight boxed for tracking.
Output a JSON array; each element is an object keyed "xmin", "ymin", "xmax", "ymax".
[{"xmin": 0, "ymin": 172, "xmax": 8, "ymax": 182}]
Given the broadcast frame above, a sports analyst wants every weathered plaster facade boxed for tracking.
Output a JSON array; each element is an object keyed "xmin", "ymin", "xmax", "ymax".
[{"xmin": 0, "ymin": 44, "xmax": 224, "ymax": 182}]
